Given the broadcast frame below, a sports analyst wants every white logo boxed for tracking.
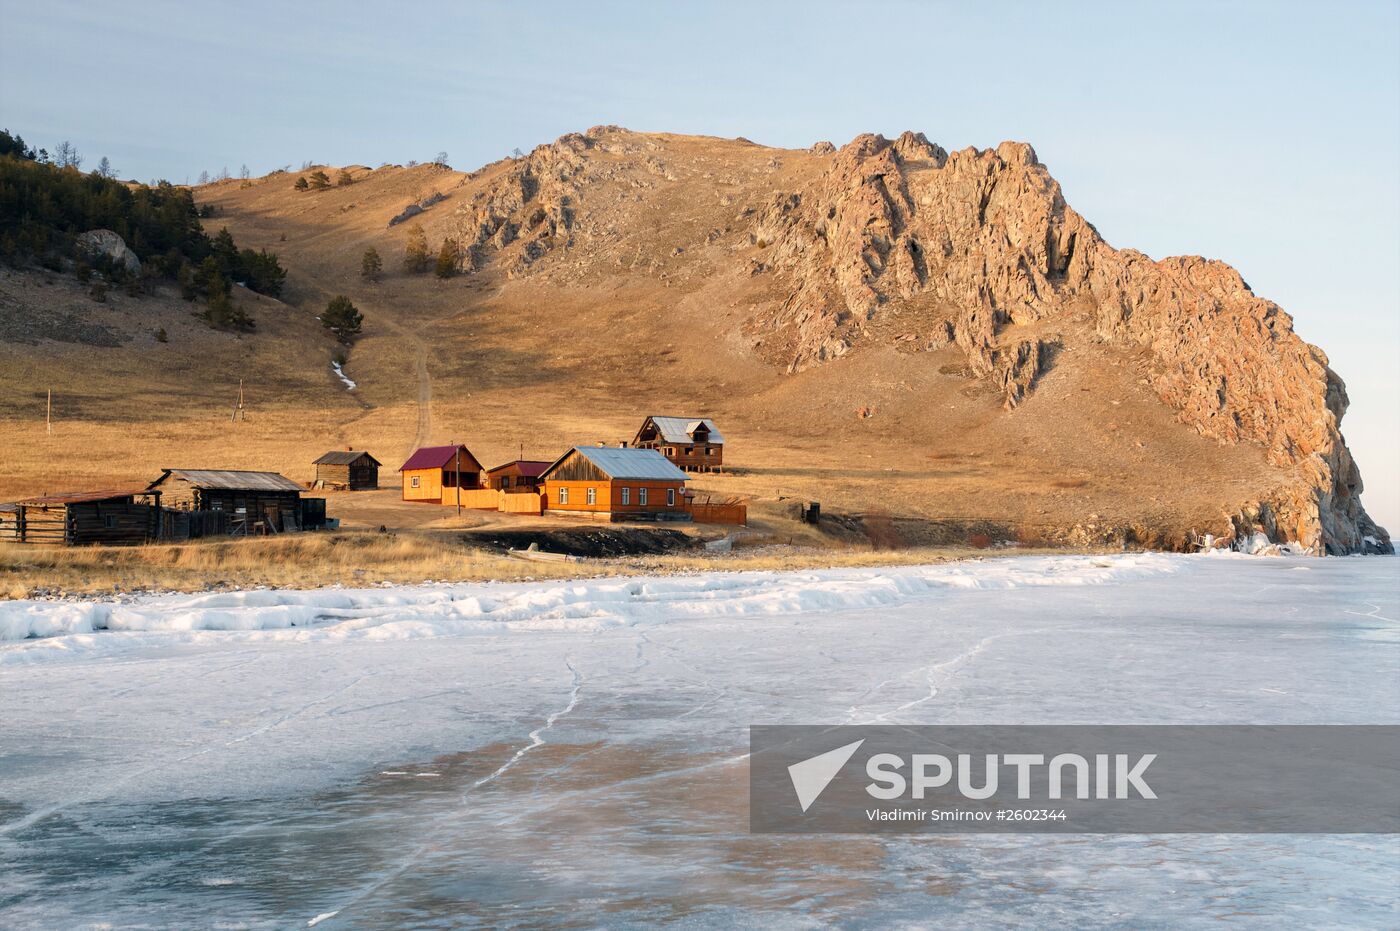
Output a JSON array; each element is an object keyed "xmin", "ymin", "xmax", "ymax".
[{"xmin": 788, "ymin": 739, "xmax": 865, "ymax": 812}]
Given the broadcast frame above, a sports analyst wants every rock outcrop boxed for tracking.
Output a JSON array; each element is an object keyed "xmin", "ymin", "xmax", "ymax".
[
  {"xmin": 744, "ymin": 132, "xmax": 1385, "ymax": 554},
  {"xmin": 76, "ymin": 229, "xmax": 140, "ymax": 274},
  {"xmin": 450, "ymin": 133, "xmax": 589, "ymax": 277},
  {"xmin": 438, "ymin": 127, "xmax": 1388, "ymax": 555}
]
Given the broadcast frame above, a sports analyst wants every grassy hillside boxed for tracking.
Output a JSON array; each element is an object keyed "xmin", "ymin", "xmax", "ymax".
[{"xmin": 0, "ymin": 135, "xmax": 1292, "ymax": 551}]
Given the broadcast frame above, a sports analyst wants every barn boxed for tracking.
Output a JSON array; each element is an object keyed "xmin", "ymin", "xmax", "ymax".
[
  {"xmin": 486, "ymin": 459, "xmax": 552, "ymax": 492},
  {"xmin": 148, "ymin": 469, "xmax": 314, "ymax": 533},
  {"xmin": 313, "ymin": 450, "xmax": 381, "ymax": 490},
  {"xmin": 9, "ymin": 490, "xmax": 163, "ymax": 546},
  {"xmin": 540, "ymin": 446, "xmax": 690, "ymax": 522},
  {"xmin": 632, "ymin": 416, "xmax": 725, "ymax": 472},
  {"xmin": 399, "ymin": 444, "xmax": 483, "ymax": 502}
]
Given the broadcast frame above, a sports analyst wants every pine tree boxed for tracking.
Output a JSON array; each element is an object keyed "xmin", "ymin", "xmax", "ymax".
[
  {"xmin": 434, "ymin": 238, "xmax": 459, "ymax": 278},
  {"xmin": 361, "ymin": 247, "xmax": 383, "ymax": 281},
  {"xmin": 308, "ymin": 170, "xmax": 331, "ymax": 190},
  {"xmin": 294, "ymin": 176, "xmax": 309, "ymax": 191},
  {"xmin": 322, "ymin": 295, "xmax": 363, "ymax": 337},
  {"xmin": 336, "ymin": 169, "xmax": 353, "ymax": 187},
  {"xmin": 402, "ymin": 224, "xmax": 429, "ymax": 274},
  {"xmin": 95, "ymin": 156, "xmax": 116, "ymax": 179}
]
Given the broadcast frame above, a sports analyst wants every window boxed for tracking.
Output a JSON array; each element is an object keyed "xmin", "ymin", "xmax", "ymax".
[
  {"xmin": 705, "ymin": 447, "xmax": 713, "ymax": 456},
  {"xmin": 638, "ymin": 487, "xmax": 648, "ymax": 506},
  {"xmin": 667, "ymin": 489, "xmax": 675, "ymax": 507},
  {"xmin": 586, "ymin": 487, "xmax": 597, "ymax": 505},
  {"xmin": 410, "ymin": 476, "xmax": 420, "ymax": 488},
  {"xmin": 665, "ymin": 447, "xmax": 673, "ymax": 456},
  {"xmin": 559, "ymin": 487, "xmax": 569, "ymax": 505},
  {"xmin": 103, "ymin": 514, "xmax": 117, "ymax": 529},
  {"xmin": 621, "ymin": 487, "xmax": 630, "ymax": 505},
  {"xmin": 502, "ymin": 476, "xmax": 512, "ymax": 489}
]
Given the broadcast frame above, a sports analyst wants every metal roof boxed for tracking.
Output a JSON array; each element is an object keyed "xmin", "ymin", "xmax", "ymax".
[
  {"xmin": 156, "ymin": 470, "xmax": 304, "ymax": 492},
  {"xmin": 645, "ymin": 416, "xmax": 725, "ymax": 445},
  {"xmin": 546, "ymin": 446, "xmax": 690, "ymax": 481},
  {"xmin": 399, "ymin": 445, "xmax": 480, "ymax": 472},
  {"xmin": 486, "ymin": 459, "xmax": 553, "ymax": 478},
  {"xmin": 313, "ymin": 450, "xmax": 382, "ymax": 466},
  {"xmin": 15, "ymin": 489, "xmax": 155, "ymax": 506}
]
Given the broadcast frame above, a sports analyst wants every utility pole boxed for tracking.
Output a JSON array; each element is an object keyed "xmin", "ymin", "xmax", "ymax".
[
  {"xmin": 46, "ymin": 388, "xmax": 51, "ymax": 435},
  {"xmin": 455, "ymin": 445, "xmax": 461, "ymax": 517},
  {"xmin": 231, "ymin": 379, "xmax": 246, "ymax": 422}
]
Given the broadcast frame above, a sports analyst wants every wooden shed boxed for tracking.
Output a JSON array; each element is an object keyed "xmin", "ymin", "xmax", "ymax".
[
  {"xmin": 486, "ymin": 459, "xmax": 552, "ymax": 492},
  {"xmin": 632, "ymin": 416, "xmax": 725, "ymax": 472},
  {"xmin": 313, "ymin": 450, "xmax": 381, "ymax": 490},
  {"xmin": 148, "ymin": 469, "xmax": 310, "ymax": 534},
  {"xmin": 540, "ymin": 446, "xmax": 690, "ymax": 522},
  {"xmin": 399, "ymin": 444, "xmax": 483, "ymax": 502},
  {"xmin": 10, "ymin": 489, "xmax": 162, "ymax": 546}
]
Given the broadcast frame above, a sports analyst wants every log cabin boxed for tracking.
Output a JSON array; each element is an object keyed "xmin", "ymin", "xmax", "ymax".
[
  {"xmin": 10, "ymin": 490, "xmax": 162, "ymax": 546},
  {"xmin": 148, "ymin": 469, "xmax": 311, "ymax": 534},
  {"xmin": 399, "ymin": 444, "xmax": 483, "ymax": 502},
  {"xmin": 486, "ymin": 459, "xmax": 552, "ymax": 492},
  {"xmin": 632, "ymin": 416, "xmax": 724, "ymax": 472},
  {"xmin": 540, "ymin": 446, "xmax": 690, "ymax": 522},
  {"xmin": 313, "ymin": 449, "xmax": 382, "ymax": 490}
]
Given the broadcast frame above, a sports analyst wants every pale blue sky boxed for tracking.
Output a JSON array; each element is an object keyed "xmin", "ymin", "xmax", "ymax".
[{"xmin": 4, "ymin": 0, "xmax": 1398, "ymax": 529}]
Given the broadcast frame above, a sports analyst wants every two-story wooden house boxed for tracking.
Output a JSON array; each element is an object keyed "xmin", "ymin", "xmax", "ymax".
[{"xmin": 631, "ymin": 416, "xmax": 724, "ymax": 472}]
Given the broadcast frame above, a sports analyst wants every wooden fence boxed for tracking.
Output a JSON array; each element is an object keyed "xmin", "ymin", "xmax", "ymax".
[
  {"xmin": 689, "ymin": 501, "xmax": 748, "ymax": 525},
  {"xmin": 500, "ymin": 492, "xmax": 544, "ymax": 515},
  {"xmin": 441, "ymin": 488, "xmax": 506, "ymax": 510},
  {"xmin": 161, "ymin": 509, "xmax": 231, "ymax": 541}
]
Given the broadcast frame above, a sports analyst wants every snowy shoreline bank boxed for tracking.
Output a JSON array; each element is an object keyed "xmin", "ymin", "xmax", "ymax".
[{"xmin": 0, "ymin": 553, "xmax": 1185, "ymax": 651}]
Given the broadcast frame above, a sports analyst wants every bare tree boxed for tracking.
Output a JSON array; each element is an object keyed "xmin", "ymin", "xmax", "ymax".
[
  {"xmin": 198, "ymin": 170, "xmax": 210, "ymax": 185},
  {"xmin": 239, "ymin": 164, "xmax": 250, "ymax": 180},
  {"xmin": 94, "ymin": 156, "xmax": 116, "ymax": 179},
  {"xmin": 512, "ymin": 147, "xmax": 524, "ymax": 159},
  {"xmin": 54, "ymin": 140, "xmax": 82, "ymax": 169},
  {"xmin": 217, "ymin": 165, "xmax": 230, "ymax": 181},
  {"xmin": 432, "ymin": 151, "xmax": 449, "ymax": 168}
]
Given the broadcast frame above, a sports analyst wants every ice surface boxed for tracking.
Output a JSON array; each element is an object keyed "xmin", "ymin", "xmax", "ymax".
[{"xmin": 0, "ymin": 553, "xmax": 1396, "ymax": 928}]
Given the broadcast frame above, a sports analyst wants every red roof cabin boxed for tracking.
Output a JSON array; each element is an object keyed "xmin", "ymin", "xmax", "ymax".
[
  {"xmin": 486, "ymin": 459, "xmax": 552, "ymax": 492},
  {"xmin": 399, "ymin": 444, "xmax": 483, "ymax": 502}
]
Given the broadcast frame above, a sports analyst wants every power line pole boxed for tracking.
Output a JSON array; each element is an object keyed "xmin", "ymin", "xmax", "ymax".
[
  {"xmin": 46, "ymin": 388, "xmax": 52, "ymax": 435},
  {"xmin": 455, "ymin": 445, "xmax": 461, "ymax": 517}
]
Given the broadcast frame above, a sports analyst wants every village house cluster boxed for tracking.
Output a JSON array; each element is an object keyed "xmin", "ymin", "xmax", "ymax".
[
  {"xmin": 397, "ymin": 415, "xmax": 736, "ymax": 523},
  {"xmin": 0, "ymin": 415, "xmax": 739, "ymax": 547}
]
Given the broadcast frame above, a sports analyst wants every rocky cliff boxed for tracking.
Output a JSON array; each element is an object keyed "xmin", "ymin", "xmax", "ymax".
[{"xmin": 442, "ymin": 128, "xmax": 1388, "ymax": 554}]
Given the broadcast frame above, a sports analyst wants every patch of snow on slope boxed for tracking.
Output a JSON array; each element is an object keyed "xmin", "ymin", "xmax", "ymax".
[
  {"xmin": 331, "ymin": 361, "xmax": 356, "ymax": 390},
  {"xmin": 0, "ymin": 555, "xmax": 1181, "ymax": 657}
]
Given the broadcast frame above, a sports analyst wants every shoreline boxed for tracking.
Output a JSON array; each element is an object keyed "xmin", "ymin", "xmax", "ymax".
[{"xmin": 1, "ymin": 532, "xmax": 1086, "ymax": 602}]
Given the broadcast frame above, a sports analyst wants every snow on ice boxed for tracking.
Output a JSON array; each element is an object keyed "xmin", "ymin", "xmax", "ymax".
[{"xmin": 0, "ymin": 553, "xmax": 1396, "ymax": 927}]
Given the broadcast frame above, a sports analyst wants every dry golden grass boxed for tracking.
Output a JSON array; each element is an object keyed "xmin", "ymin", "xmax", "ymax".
[
  {"xmin": 0, "ymin": 133, "xmax": 1297, "ymax": 559},
  {"xmin": 0, "ymin": 532, "xmax": 590, "ymax": 598},
  {"xmin": 0, "ymin": 529, "xmax": 1072, "ymax": 600}
]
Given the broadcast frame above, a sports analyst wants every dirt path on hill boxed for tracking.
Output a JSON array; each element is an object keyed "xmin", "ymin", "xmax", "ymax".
[
  {"xmin": 371, "ymin": 310, "xmax": 432, "ymax": 452},
  {"xmin": 294, "ymin": 277, "xmax": 434, "ymax": 457}
]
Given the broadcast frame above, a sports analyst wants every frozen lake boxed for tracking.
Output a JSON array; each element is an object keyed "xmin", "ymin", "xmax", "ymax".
[{"xmin": 1, "ymin": 553, "xmax": 1396, "ymax": 928}]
